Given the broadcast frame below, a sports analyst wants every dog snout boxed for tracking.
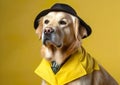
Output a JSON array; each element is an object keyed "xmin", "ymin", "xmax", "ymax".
[
  {"xmin": 44, "ymin": 27, "xmax": 54, "ymax": 35},
  {"xmin": 43, "ymin": 27, "xmax": 55, "ymax": 45}
]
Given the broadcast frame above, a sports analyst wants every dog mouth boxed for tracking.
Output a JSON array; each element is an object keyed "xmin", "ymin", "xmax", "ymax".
[
  {"xmin": 43, "ymin": 39, "xmax": 62, "ymax": 48},
  {"xmin": 43, "ymin": 35, "xmax": 62, "ymax": 48}
]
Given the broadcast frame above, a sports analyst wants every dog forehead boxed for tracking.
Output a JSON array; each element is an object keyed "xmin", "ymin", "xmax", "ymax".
[{"xmin": 44, "ymin": 12, "xmax": 71, "ymax": 20}]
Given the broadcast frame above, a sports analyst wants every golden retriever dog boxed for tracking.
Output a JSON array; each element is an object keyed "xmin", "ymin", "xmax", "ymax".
[{"xmin": 34, "ymin": 3, "xmax": 118, "ymax": 85}]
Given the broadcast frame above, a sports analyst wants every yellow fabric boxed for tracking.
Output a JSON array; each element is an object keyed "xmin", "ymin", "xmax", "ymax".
[{"xmin": 35, "ymin": 47, "xmax": 100, "ymax": 85}]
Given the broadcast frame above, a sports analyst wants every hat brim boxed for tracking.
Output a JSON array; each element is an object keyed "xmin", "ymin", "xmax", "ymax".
[{"xmin": 34, "ymin": 9, "xmax": 92, "ymax": 38}]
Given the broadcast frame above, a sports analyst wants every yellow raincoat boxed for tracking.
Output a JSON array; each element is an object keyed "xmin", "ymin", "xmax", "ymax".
[{"xmin": 35, "ymin": 47, "xmax": 100, "ymax": 85}]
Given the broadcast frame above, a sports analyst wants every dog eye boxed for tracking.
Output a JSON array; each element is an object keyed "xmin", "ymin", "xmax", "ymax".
[
  {"xmin": 44, "ymin": 19, "xmax": 49, "ymax": 24},
  {"xmin": 59, "ymin": 20, "xmax": 67, "ymax": 25}
]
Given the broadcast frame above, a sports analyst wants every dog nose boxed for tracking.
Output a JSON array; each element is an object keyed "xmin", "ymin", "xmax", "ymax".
[{"xmin": 44, "ymin": 27, "xmax": 54, "ymax": 35}]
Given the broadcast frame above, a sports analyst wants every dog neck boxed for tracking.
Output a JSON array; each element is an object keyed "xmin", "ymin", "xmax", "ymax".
[
  {"xmin": 55, "ymin": 41, "xmax": 80, "ymax": 64},
  {"xmin": 51, "ymin": 40, "xmax": 80, "ymax": 73}
]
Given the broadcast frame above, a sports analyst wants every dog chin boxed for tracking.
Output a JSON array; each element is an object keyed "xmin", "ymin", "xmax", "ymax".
[{"xmin": 43, "ymin": 40, "xmax": 62, "ymax": 48}]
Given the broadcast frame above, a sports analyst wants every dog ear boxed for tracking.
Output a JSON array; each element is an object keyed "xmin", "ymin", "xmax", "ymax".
[
  {"xmin": 72, "ymin": 16, "xmax": 88, "ymax": 40},
  {"xmin": 35, "ymin": 17, "xmax": 43, "ymax": 39},
  {"xmin": 79, "ymin": 24, "xmax": 88, "ymax": 39}
]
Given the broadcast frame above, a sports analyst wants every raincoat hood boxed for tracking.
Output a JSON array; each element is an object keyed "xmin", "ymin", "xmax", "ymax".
[{"xmin": 35, "ymin": 47, "xmax": 99, "ymax": 85}]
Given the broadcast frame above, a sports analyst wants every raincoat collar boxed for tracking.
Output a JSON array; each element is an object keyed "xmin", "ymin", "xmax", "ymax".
[{"xmin": 35, "ymin": 47, "xmax": 99, "ymax": 85}]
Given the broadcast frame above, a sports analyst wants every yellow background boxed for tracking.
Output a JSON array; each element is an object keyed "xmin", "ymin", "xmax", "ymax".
[{"xmin": 0, "ymin": 0, "xmax": 120, "ymax": 85}]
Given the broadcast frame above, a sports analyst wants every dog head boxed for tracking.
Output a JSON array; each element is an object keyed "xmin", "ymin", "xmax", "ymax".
[{"xmin": 35, "ymin": 12, "xmax": 89, "ymax": 62}]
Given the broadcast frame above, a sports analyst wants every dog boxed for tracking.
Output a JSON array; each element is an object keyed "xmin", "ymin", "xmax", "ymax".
[{"xmin": 34, "ymin": 3, "xmax": 118, "ymax": 85}]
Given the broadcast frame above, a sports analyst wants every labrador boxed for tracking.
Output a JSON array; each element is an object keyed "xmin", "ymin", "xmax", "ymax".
[{"xmin": 35, "ymin": 11, "xmax": 118, "ymax": 85}]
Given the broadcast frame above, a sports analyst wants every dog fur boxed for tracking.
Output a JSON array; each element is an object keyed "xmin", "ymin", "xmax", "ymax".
[{"xmin": 35, "ymin": 12, "xmax": 118, "ymax": 85}]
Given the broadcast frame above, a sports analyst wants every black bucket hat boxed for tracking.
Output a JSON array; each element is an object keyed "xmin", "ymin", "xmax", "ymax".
[{"xmin": 34, "ymin": 3, "xmax": 92, "ymax": 38}]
